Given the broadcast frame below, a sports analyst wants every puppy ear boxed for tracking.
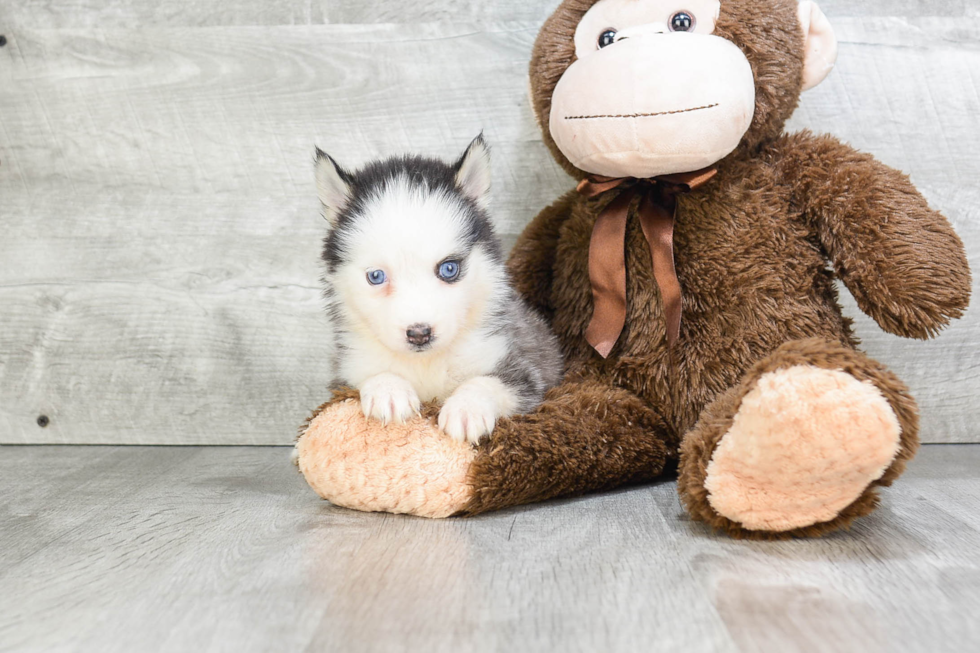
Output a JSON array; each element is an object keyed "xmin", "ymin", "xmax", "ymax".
[
  {"xmin": 314, "ymin": 148, "xmax": 352, "ymax": 225},
  {"xmin": 454, "ymin": 134, "xmax": 492, "ymax": 209},
  {"xmin": 798, "ymin": 1, "xmax": 838, "ymax": 92}
]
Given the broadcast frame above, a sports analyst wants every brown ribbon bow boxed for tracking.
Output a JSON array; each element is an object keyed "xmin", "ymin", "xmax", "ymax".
[{"xmin": 577, "ymin": 167, "xmax": 718, "ymax": 358}]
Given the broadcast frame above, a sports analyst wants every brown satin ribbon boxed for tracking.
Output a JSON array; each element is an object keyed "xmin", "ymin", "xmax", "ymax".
[{"xmin": 578, "ymin": 167, "xmax": 718, "ymax": 358}]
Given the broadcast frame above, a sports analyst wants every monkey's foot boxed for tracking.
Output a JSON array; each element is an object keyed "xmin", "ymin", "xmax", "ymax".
[
  {"xmin": 679, "ymin": 339, "xmax": 919, "ymax": 538},
  {"xmin": 703, "ymin": 365, "xmax": 901, "ymax": 532},
  {"xmin": 296, "ymin": 396, "xmax": 475, "ymax": 519}
]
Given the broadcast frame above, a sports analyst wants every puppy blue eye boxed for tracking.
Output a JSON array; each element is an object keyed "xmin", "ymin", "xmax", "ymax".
[
  {"xmin": 598, "ymin": 29, "xmax": 618, "ymax": 48},
  {"xmin": 366, "ymin": 269, "xmax": 387, "ymax": 285},
  {"xmin": 670, "ymin": 12, "xmax": 695, "ymax": 32},
  {"xmin": 437, "ymin": 260, "xmax": 460, "ymax": 282}
]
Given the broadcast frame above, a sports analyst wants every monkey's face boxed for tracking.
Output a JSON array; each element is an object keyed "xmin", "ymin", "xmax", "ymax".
[
  {"xmin": 539, "ymin": 0, "xmax": 838, "ymax": 179},
  {"xmin": 550, "ymin": 0, "xmax": 752, "ymax": 178}
]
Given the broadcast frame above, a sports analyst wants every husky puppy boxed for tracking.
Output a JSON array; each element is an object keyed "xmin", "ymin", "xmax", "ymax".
[{"xmin": 315, "ymin": 136, "xmax": 563, "ymax": 444}]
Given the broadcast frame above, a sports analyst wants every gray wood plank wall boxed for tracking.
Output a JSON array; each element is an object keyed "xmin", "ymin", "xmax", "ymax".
[{"xmin": 1, "ymin": 1, "xmax": 978, "ymax": 444}]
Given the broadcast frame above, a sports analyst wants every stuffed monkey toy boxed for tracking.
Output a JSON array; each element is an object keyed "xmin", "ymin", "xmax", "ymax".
[{"xmin": 297, "ymin": 0, "xmax": 971, "ymax": 538}]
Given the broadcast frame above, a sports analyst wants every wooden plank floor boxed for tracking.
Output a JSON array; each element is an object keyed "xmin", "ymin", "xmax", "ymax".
[{"xmin": 1, "ymin": 444, "xmax": 978, "ymax": 652}]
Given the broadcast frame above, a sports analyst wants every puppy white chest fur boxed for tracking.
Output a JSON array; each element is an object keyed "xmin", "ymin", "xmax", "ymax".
[{"xmin": 339, "ymin": 328, "xmax": 509, "ymax": 402}]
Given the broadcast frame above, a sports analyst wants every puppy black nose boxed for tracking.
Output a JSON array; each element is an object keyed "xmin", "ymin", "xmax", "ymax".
[{"xmin": 406, "ymin": 324, "xmax": 433, "ymax": 346}]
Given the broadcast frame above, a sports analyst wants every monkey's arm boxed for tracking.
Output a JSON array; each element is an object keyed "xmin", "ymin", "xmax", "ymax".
[
  {"xmin": 774, "ymin": 132, "xmax": 971, "ymax": 339},
  {"xmin": 506, "ymin": 190, "xmax": 577, "ymax": 322}
]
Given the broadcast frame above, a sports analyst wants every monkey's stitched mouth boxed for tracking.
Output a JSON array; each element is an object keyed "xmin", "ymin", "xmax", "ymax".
[{"xmin": 565, "ymin": 103, "xmax": 719, "ymax": 120}]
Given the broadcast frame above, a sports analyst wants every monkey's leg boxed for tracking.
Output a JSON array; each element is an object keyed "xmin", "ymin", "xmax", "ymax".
[
  {"xmin": 677, "ymin": 338, "xmax": 919, "ymax": 539},
  {"xmin": 460, "ymin": 380, "xmax": 675, "ymax": 514},
  {"xmin": 297, "ymin": 381, "xmax": 675, "ymax": 518}
]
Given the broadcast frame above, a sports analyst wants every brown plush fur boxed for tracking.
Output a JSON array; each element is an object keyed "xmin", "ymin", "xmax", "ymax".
[
  {"xmin": 462, "ymin": 379, "xmax": 675, "ymax": 514},
  {"xmin": 457, "ymin": 0, "xmax": 971, "ymax": 537}
]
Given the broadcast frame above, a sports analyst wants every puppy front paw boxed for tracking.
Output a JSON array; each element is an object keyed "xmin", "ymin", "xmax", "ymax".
[
  {"xmin": 438, "ymin": 387, "xmax": 498, "ymax": 445},
  {"xmin": 359, "ymin": 373, "xmax": 421, "ymax": 425}
]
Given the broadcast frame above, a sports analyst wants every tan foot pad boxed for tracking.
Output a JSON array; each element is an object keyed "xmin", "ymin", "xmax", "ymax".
[
  {"xmin": 297, "ymin": 399, "xmax": 475, "ymax": 519},
  {"xmin": 704, "ymin": 365, "xmax": 902, "ymax": 532}
]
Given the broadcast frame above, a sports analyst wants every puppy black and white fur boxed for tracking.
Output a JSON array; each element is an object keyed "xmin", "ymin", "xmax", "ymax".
[{"xmin": 316, "ymin": 136, "xmax": 564, "ymax": 444}]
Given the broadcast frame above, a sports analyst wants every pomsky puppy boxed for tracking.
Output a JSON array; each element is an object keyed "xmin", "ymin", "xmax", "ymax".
[{"xmin": 315, "ymin": 136, "xmax": 563, "ymax": 444}]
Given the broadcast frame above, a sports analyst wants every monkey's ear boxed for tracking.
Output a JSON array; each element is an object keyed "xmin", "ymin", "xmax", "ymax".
[
  {"xmin": 454, "ymin": 134, "xmax": 492, "ymax": 209},
  {"xmin": 798, "ymin": 1, "xmax": 838, "ymax": 91},
  {"xmin": 314, "ymin": 148, "xmax": 352, "ymax": 226}
]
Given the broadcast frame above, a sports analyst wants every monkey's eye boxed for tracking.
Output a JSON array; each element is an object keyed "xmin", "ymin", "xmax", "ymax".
[
  {"xmin": 366, "ymin": 269, "xmax": 387, "ymax": 286},
  {"xmin": 436, "ymin": 260, "xmax": 461, "ymax": 282},
  {"xmin": 597, "ymin": 29, "xmax": 618, "ymax": 49},
  {"xmin": 669, "ymin": 11, "xmax": 695, "ymax": 32}
]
